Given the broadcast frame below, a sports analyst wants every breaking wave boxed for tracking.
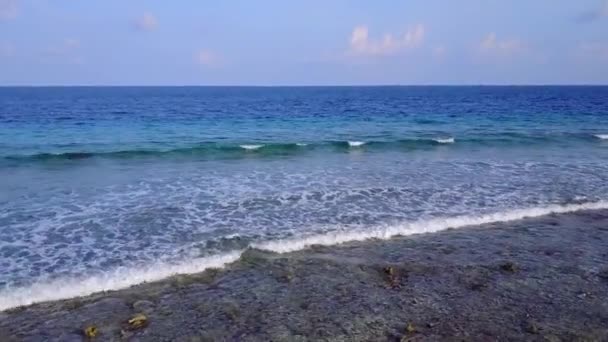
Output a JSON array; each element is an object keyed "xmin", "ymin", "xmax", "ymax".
[
  {"xmin": 5, "ymin": 133, "xmax": 607, "ymax": 164},
  {"xmin": 1, "ymin": 200, "xmax": 607, "ymax": 311},
  {"xmin": 433, "ymin": 137, "xmax": 455, "ymax": 144},
  {"xmin": 239, "ymin": 144, "xmax": 264, "ymax": 150}
]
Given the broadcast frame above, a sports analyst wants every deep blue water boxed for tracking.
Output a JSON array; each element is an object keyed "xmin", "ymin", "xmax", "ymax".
[{"xmin": 1, "ymin": 86, "xmax": 607, "ymax": 308}]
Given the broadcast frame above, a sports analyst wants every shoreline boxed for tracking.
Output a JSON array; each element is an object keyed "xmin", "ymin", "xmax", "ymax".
[
  {"xmin": 2, "ymin": 201, "xmax": 607, "ymax": 312},
  {"xmin": 2, "ymin": 209, "xmax": 608, "ymax": 340}
]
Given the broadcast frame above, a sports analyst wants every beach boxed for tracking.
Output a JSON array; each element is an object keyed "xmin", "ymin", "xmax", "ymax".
[
  {"xmin": 1, "ymin": 86, "xmax": 608, "ymax": 341},
  {"xmin": 2, "ymin": 0, "xmax": 608, "ymax": 339},
  {"xmin": 2, "ymin": 209, "xmax": 607, "ymax": 341}
]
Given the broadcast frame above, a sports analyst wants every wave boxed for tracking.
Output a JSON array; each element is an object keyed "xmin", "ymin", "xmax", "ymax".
[
  {"xmin": 1, "ymin": 200, "xmax": 607, "ymax": 311},
  {"xmin": 253, "ymin": 201, "xmax": 608, "ymax": 253},
  {"xmin": 3, "ymin": 143, "xmax": 306, "ymax": 162},
  {"xmin": 0, "ymin": 252, "xmax": 241, "ymax": 312},
  {"xmin": 433, "ymin": 137, "xmax": 455, "ymax": 144},
  {"xmin": 3, "ymin": 133, "xmax": 606, "ymax": 163},
  {"xmin": 240, "ymin": 144, "xmax": 264, "ymax": 150}
]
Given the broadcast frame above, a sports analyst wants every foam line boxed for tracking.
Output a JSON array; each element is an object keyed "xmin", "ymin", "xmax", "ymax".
[
  {"xmin": 1, "ymin": 201, "xmax": 607, "ymax": 311},
  {"xmin": 253, "ymin": 201, "xmax": 608, "ymax": 253},
  {"xmin": 0, "ymin": 252, "xmax": 241, "ymax": 312}
]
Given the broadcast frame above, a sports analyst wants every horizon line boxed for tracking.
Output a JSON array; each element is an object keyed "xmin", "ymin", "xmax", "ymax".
[{"xmin": 1, "ymin": 84, "xmax": 607, "ymax": 88}]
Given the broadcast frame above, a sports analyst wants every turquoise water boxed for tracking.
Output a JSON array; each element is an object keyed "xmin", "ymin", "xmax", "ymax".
[{"xmin": 0, "ymin": 86, "xmax": 607, "ymax": 309}]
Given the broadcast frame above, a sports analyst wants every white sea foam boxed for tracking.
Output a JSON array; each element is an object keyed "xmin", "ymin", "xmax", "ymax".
[
  {"xmin": 1, "ymin": 201, "xmax": 607, "ymax": 311},
  {"xmin": 434, "ymin": 137, "xmax": 455, "ymax": 144},
  {"xmin": 594, "ymin": 134, "xmax": 608, "ymax": 140},
  {"xmin": 348, "ymin": 141, "xmax": 366, "ymax": 147},
  {"xmin": 240, "ymin": 144, "xmax": 264, "ymax": 150},
  {"xmin": 296, "ymin": 143, "xmax": 308, "ymax": 146},
  {"xmin": 253, "ymin": 201, "xmax": 608, "ymax": 253},
  {"xmin": 0, "ymin": 252, "xmax": 241, "ymax": 312}
]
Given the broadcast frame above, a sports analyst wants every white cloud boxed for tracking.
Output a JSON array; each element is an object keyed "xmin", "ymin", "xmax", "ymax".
[
  {"xmin": 195, "ymin": 49, "xmax": 219, "ymax": 67},
  {"xmin": 478, "ymin": 33, "xmax": 523, "ymax": 56},
  {"xmin": 0, "ymin": 0, "xmax": 18, "ymax": 20},
  {"xmin": 348, "ymin": 24, "xmax": 425, "ymax": 57},
  {"xmin": 135, "ymin": 12, "xmax": 158, "ymax": 31}
]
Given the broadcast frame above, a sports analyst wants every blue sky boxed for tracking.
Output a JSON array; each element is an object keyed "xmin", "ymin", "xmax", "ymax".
[{"xmin": 0, "ymin": 0, "xmax": 607, "ymax": 85}]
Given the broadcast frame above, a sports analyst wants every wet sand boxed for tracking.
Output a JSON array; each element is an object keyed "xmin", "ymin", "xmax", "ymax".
[{"xmin": 1, "ymin": 209, "xmax": 608, "ymax": 341}]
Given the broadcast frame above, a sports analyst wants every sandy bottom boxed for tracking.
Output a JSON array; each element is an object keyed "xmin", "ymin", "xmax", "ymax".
[{"xmin": 1, "ymin": 209, "xmax": 608, "ymax": 341}]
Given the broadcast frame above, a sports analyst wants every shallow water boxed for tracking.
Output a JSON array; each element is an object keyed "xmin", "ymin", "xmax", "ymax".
[
  {"xmin": 3, "ymin": 210, "xmax": 608, "ymax": 341},
  {"xmin": 0, "ymin": 86, "xmax": 607, "ymax": 309}
]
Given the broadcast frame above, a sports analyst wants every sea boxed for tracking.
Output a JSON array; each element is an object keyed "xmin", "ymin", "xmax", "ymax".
[{"xmin": 1, "ymin": 86, "xmax": 607, "ymax": 310}]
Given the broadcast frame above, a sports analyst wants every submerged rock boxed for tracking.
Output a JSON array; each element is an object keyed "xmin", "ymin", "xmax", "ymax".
[
  {"xmin": 500, "ymin": 261, "xmax": 518, "ymax": 273},
  {"xmin": 598, "ymin": 268, "xmax": 608, "ymax": 281},
  {"xmin": 132, "ymin": 300, "xmax": 155, "ymax": 314},
  {"xmin": 524, "ymin": 320, "xmax": 540, "ymax": 334}
]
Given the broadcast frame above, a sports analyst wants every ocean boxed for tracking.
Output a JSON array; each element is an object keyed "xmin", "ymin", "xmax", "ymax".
[{"xmin": 1, "ymin": 86, "xmax": 607, "ymax": 310}]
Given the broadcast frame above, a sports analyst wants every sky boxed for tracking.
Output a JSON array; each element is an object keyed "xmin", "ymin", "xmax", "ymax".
[{"xmin": 0, "ymin": 0, "xmax": 607, "ymax": 85}]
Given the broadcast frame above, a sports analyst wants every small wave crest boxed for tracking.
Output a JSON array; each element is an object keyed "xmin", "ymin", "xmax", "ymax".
[
  {"xmin": 1, "ymin": 200, "xmax": 607, "ymax": 311},
  {"xmin": 348, "ymin": 141, "xmax": 366, "ymax": 147},
  {"xmin": 433, "ymin": 137, "xmax": 455, "ymax": 144},
  {"xmin": 240, "ymin": 144, "xmax": 264, "ymax": 150},
  {"xmin": 4, "ymin": 133, "xmax": 606, "ymax": 163},
  {"xmin": 4, "ymin": 143, "xmax": 298, "ymax": 162},
  {"xmin": 594, "ymin": 134, "xmax": 608, "ymax": 140}
]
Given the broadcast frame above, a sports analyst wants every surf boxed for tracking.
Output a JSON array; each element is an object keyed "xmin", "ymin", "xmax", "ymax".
[
  {"xmin": 433, "ymin": 137, "xmax": 455, "ymax": 144},
  {"xmin": 1, "ymin": 200, "xmax": 607, "ymax": 311},
  {"xmin": 239, "ymin": 144, "xmax": 265, "ymax": 150}
]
